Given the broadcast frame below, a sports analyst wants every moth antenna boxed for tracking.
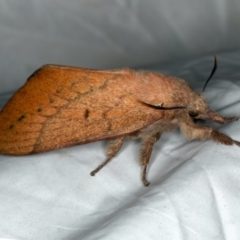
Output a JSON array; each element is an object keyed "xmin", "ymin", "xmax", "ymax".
[{"xmin": 202, "ymin": 55, "xmax": 217, "ymax": 92}]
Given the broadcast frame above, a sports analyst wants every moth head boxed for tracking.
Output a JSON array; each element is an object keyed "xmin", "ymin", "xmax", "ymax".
[
  {"xmin": 187, "ymin": 93, "xmax": 210, "ymax": 120},
  {"xmin": 187, "ymin": 94, "xmax": 232, "ymax": 124}
]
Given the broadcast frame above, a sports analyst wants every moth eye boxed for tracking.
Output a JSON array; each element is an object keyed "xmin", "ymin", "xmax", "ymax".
[{"xmin": 189, "ymin": 110, "xmax": 198, "ymax": 117}]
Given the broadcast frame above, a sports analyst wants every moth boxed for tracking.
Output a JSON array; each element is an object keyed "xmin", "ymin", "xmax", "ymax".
[{"xmin": 0, "ymin": 56, "xmax": 239, "ymax": 186}]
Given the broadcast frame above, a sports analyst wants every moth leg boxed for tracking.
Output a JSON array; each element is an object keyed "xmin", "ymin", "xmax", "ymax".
[
  {"xmin": 180, "ymin": 122, "xmax": 240, "ymax": 147},
  {"xmin": 90, "ymin": 136, "xmax": 125, "ymax": 176},
  {"xmin": 140, "ymin": 133, "xmax": 161, "ymax": 187},
  {"xmin": 208, "ymin": 111, "xmax": 238, "ymax": 124}
]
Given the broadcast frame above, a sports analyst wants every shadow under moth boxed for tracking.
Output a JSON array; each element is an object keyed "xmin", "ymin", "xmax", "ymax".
[{"xmin": 0, "ymin": 56, "xmax": 239, "ymax": 186}]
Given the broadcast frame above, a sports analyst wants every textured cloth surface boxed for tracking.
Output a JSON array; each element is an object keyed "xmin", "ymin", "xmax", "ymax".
[{"xmin": 0, "ymin": 51, "xmax": 240, "ymax": 240}]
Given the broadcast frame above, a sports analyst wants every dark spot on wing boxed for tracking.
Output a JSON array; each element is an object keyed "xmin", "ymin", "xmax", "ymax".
[
  {"xmin": 18, "ymin": 115, "xmax": 26, "ymax": 121},
  {"xmin": 84, "ymin": 109, "xmax": 89, "ymax": 119},
  {"xmin": 56, "ymin": 88, "xmax": 62, "ymax": 93}
]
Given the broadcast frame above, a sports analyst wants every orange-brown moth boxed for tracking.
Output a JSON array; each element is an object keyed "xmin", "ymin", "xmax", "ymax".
[{"xmin": 0, "ymin": 57, "xmax": 239, "ymax": 186}]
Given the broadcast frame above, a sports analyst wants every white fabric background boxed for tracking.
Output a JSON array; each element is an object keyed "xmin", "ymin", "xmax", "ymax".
[
  {"xmin": 1, "ymin": 0, "xmax": 240, "ymax": 93},
  {"xmin": 1, "ymin": 1, "xmax": 240, "ymax": 240}
]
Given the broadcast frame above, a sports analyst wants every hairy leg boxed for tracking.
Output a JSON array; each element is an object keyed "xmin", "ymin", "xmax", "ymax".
[
  {"xmin": 140, "ymin": 133, "xmax": 161, "ymax": 186},
  {"xmin": 90, "ymin": 136, "xmax": 125, "ymax": 176},
  {"xmin": 180, "ymin": 121, "xmax": 240, "ymax": 146}
]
